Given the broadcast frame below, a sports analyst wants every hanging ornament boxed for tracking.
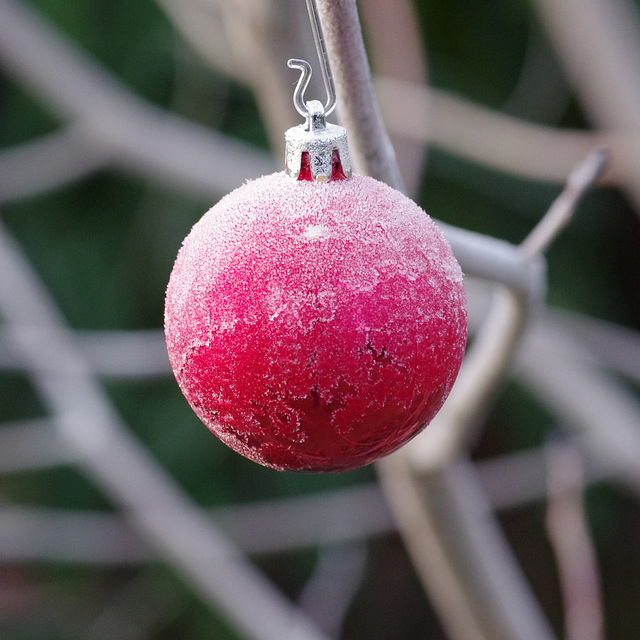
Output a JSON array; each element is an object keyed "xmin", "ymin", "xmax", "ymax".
[{"xmin": 164, "ymin": 0, "xmax": 467, "ymax": 473}]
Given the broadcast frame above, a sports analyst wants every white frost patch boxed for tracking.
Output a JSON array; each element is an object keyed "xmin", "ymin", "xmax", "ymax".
[{"xmin": 303, "ymin": 225, "xmax": 331, "ymax": 240}]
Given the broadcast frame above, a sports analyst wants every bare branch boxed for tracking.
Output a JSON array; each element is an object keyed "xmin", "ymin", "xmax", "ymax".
[
  {"xmin": 0, "ymin": 328, "xmax": 170, "ymax": 379},
  {"xmin": 0, "ymin": 439, "xmax": 616, "ymax": 567},
  {"xmin": 0, "ymin": 126, "xmax": 111, "ymax": 203},
  {"xmin": 358, "ymin": 0, "xmax": 428, "ymax": 196},
  {"xmin": 376, "ymin": 77, "xmax": 616, "ymax": 186},
  {"xmin": 0, "ymin": 485, "xmax": 393, "ymax": 563},
  {"xmin": 0, "ymin": 0, "xmax": 275, "ymax": 200},
  {"xmin": 0, "ymin": 419, "xmax": 78, "ymax": 472},
  {"xmin": 408, "ymin": 148, "xmax": 607, "ymax": 473},
  {"xmin": 521, "ymin": 148, "xmax": 610, "ymax": 256},
  {"xmin": 0, "ymin": 216, "xmax": 331, "ymax": 640},
  {"xmin": 315, "ymin": 0, "xmax": 404, "ymax": 190},
  {"xmin": 533, "ymin": 0, "xmax": 640, "ymax": 210},
  {"xmin": 378, "ymin": 455, "xmax": 558, "ymax": 640},
  {"xmin": 379, "ymin": 148, "xmax": 605, "ymax": 640},
  {"xmin": 545, "ymin": 440, "xmax": 605, "ymax": 640}
]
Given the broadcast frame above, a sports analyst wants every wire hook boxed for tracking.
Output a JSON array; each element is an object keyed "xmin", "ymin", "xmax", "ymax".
[
  {"xmin": 287, "ymin": 59, "xmax": 313, "ymax": 118},
  {"xmin": 288, "ymin": 0, "xmax": 337, "ymax": 118}
]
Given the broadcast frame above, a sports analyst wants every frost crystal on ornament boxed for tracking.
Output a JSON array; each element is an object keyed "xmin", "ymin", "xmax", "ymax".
[{"xmin": 165, "ymin": 173, "xmax": 467, "ymax": 472}]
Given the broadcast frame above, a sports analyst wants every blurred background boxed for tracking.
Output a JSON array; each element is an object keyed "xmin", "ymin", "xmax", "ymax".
[{"xmin": 1, "ymin": 0, "xmax": 639, "ymax": 638}]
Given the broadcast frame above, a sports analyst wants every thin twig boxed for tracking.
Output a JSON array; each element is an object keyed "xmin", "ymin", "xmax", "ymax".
[
  {"xmin": 520, "ymin": 148, "xmax": 610, "ymax": 256},
  {"xmin": 545, "ymin": 439, "xmax": 605, "ymax": 640}
]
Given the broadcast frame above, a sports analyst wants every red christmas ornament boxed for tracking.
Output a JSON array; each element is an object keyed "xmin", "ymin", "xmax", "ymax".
[{"xmin": 165, "ymin": 53, "xmax": 467, "ymax": 473}]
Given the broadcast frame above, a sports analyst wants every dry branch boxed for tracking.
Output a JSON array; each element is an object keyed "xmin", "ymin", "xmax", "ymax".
[{"xmin": 0, "ymin": 215, "xmax": 331, "ymax": 640}]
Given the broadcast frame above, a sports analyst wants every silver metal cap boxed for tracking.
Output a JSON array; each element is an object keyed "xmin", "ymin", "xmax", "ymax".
[{"xmin": 285, "ymin": 100, "xmax": 352, "ymax": 182}]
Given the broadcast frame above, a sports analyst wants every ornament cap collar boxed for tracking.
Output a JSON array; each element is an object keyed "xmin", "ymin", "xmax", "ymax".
[{"xmin": 285, "ymin": 101, "xmax": 352, "ymax": 182}]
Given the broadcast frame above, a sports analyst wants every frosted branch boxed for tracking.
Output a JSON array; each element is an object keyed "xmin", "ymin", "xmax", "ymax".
[{"xmin": 520, "ymin": 148, "xmax": 610, "ymax": 256}]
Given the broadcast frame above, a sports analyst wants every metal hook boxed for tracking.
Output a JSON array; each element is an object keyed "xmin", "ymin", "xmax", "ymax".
[
  {"xmin": 287, "ymin": 0, "xmax": 336, "ymax": 118},
  {"xmin": 288, "ymin": 59, "xmax": 313, "ymax": 118}
]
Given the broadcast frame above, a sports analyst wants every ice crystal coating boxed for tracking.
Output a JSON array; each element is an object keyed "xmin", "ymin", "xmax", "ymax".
[{"xmin": 164, "ymin": 172, "xmax": 467, "ymax": 472}]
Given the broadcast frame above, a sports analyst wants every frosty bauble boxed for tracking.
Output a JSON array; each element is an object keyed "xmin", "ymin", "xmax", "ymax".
[{"xmin": 164, "ymin": 172, "xmax": 467, "ymax": 472}]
